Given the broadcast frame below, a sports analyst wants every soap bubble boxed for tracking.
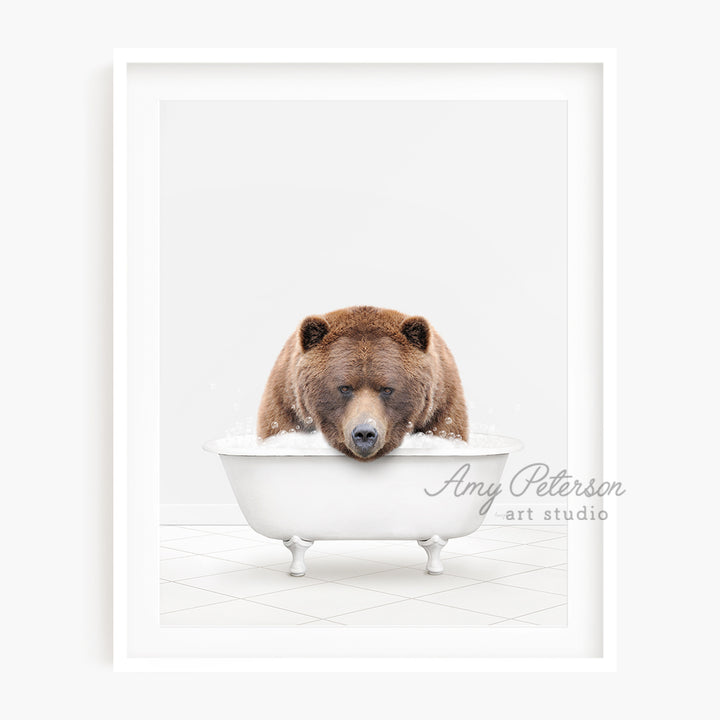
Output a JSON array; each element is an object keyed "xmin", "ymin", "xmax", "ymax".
[
  {"xmin": 270, "ymin": 421, "xmax": 279, "ymax": 430},
  {"xmin": 445, "ymin": 417, "xmax": 452, "ymax": 424},
  {"xmin": 305, "ymin": 417, "xmax": 313, "ymax": 424}
]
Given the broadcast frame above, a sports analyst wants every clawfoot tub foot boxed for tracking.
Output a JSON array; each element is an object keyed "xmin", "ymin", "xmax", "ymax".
[
  {"xmin": 283, "ymin": 536, "xmax": 314, "ymax": 576},
  {"xmin": 418, "ymin": 535, "xmax": 448, "ymax": 574}
]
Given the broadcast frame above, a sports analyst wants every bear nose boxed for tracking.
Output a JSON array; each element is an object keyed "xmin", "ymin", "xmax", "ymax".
[{"xmin": 352, "ymin": 424, "xmax": 378, "ymax": 448}]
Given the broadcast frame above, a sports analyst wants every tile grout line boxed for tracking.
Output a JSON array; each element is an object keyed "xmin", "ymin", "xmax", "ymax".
[
  {"xmin": 524, "ymin": 539, "xmax": 569, "ymax": 548},
  {"xmin": 241, "ymin": 598, "xmax": 340, "ymax": 623},
  {"xmin": 244, "ymin": 573, "xmax": 559, "ymax": 622},
  {"xmin": 232, "ymin": 597, "xmax": 334, "ymax": 624},
  {"xmin": 485, "ymin": 578, "xmax": 567, "ymax": 597},
  {"xmin": 495, "ymin": 524, "xmax": 569, "ymax": 534},
  {"xmin": 171, "ymin": 576, "xmax": 325, "ymax": 603},
  {"xmin": 331, "ymin": 573, "xmax": 482, "ymax": 599},
  {"xmin": 160, "ymin": 543, "xmax": 270, "ymax": 559},
  {"xmin": 461, "ymin": 563, "xmax": 569, "ymax": 584},
  {"xmin": 477, "ymin": 549, "xmax": 567, "ymax": 563},
  {"xmin": 160, "ymin": 564, "xmax": 256, "ymax": 582},
  {"xmin": 160, "ymin": 584, "xmax": 243, "ymax": 615},
  {"xmin": 234, "ymin": 577, "xmax": 419, "ymax": 604},
  {"xmin": 417, "ymin": 594, "xmax": 564, "ymax": 619},
  {"xmin": 415, "ymin": 577, "xmax": 567, "ymax": 608},
  {"xmin": 331, "ymin": 568, "xmax": 558, "ymax": 597},
  {"xmin": 160, "ymin": 549, "xmax": 567, "ymax": 585},
  {"xmin": 436, "ymin": 562, "xmax": 559, "ymax": 581},
  {"xmin": 159, "ymin": 530, "xmax": 569, "ymax": 626},
  {"xmin": 161, "ymin": 589, "xmax": 329, "ymax": 624},
  {"xmin": 488, "ymin": 617, "xmax": 539, "ymax": 626},
  {"xmin": 161, "ymin": 595, "xmax": 248, "ymax": 616},
  {"xmin": 162, "ymin": 536, "xmax": 565, "ymax": 558},
  {"xmin": 161, "ymin": 546, "xmax": 564, "ymax": 570},
  {"xmin": 408, "ymin": 597, "xmax": 510, "ymax": 623},
  {"xmin": 162, "ymin": 550, "xmax": 432, "ymax": 583},
  {"xmin": 510, "ymin": 601, "xmax": 569, "ymax": 622}
]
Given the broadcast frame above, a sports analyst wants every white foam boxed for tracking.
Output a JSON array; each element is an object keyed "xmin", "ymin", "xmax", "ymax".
[
  {"xmin": 215, "ymin": 425, "xmax": 512, "ymax": 454},
  {"xmin": 261, "ymin": 430, "xmax": 332, "ymax": 450},
  {"xmin": 398, "ymin": 432, "xmax": 467, "ymax": 450}
]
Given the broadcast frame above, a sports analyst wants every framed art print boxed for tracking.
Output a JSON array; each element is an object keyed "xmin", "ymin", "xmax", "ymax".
[{"xmin": 114, "ymin": 49, "xmax": 617, "ymax": 671}]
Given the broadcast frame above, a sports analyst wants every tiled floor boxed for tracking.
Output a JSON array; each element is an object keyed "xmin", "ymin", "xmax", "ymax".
[{"xmin": 159, "ymin": 524, "xmax": 568, "ymax": 627}]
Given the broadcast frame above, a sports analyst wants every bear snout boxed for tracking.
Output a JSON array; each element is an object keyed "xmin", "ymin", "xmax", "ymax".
[{"xmin": 351, "ymin": 423, "xmax": 378, "ymax": 456}]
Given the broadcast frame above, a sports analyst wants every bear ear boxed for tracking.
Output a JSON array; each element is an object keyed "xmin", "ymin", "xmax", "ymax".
[
  {"xmin": 299, "ymin": 316, "xmax": 330, "ymax": 352},
  {"xmin": 401, "ymin": 316, "xmax": 430, "ymax": 352}
]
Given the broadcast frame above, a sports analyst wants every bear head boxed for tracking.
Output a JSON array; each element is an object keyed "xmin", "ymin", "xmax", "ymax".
[{"xmin": 294, "ymin": 306, "xmax": 436, "ymax": 460}]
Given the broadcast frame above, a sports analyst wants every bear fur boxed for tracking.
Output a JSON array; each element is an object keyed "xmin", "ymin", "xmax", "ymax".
[{"xmin": 257, "ymin": 306, "xmax": 468, "ymax": 460}]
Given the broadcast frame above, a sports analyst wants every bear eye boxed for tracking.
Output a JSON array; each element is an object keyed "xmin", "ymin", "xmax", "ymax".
[
  {"xmin": 338, "ymin": 385, "xmax": 353, "ymax": 395},
  {"xmin": 381, "ymin": 387, "xmax": 394, "ymax": 396}
]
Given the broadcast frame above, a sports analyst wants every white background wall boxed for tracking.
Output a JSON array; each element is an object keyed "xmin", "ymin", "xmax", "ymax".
[
  {"xmin": 159, "ymin": 98, "xmax": 566, "ymax": 507},
  {"xmin": 1, "ymin": 1, "xmax": 718, "ymax": 718}
]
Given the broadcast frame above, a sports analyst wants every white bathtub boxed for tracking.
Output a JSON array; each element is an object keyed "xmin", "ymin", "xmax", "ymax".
[{"xmin": 203, "ymin": 433, "xmax": 522, "ymax": 576}]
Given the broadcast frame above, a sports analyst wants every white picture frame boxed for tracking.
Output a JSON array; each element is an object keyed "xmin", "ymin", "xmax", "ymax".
[{"xmin": 114, "ymin": 48, "xmax": 617, "ymax": 671}]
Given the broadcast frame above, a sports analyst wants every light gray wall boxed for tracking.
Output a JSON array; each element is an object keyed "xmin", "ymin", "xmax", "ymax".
[{"xmin": 159, "ymin": 99, "xmax": 567, "ymax": 505}]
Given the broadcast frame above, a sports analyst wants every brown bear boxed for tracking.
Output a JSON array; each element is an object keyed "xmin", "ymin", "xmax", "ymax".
[{"xmin": 257, "ymin": 306, "xmax": 468, "ymax": 460}]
